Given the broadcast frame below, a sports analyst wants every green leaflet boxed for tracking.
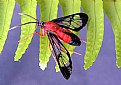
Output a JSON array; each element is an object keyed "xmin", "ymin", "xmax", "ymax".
[
  {"xmin": 59, "ymin": 0, "xmax": 81, "ymax": 16},
  {"xmin": 14, "ymin": 0, "xmax": 37, "ymax": 61},
  {"xmin": 37, "ymin": 0, "xmax": 59, "ymax": 70},
  {"xmin": 82, "ymin": 0, "xmax": 104, "ymax": 70},
  {"xmin": 0, "ymin": 0, "xmax": 15, "ymax": 53},
  {"xmin": 55, "ymin": 0, "xmax": 81, "ymax": 72},
  {"xmin": 103, "ymin": 0, "xmax": 121, "ymax": 68}
]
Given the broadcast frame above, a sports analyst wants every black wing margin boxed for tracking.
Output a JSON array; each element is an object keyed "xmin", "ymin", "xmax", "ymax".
[
  {"xmin": 47, "ymin": 31, "xmax": 72, "ymax": 80},
  {"xmin": 52, "ymin": 13, "xmax": 88, "ymax": 31}
]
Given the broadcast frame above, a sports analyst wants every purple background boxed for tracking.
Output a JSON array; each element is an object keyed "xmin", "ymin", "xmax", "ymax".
[{"xmin": 0, "ymin": 3, "xmax": 121, "ymax": 85}]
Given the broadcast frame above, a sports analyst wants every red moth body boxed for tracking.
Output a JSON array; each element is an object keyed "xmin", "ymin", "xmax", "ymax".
[{"xmin": 41, "ymin": 21, "xmax": 72, "ymax": 44}]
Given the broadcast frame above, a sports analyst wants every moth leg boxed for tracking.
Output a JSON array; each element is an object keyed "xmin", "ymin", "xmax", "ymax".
[
  {"xmin": 34, "ymin": 32, "xmax": 45, "ymax": 36},
  {"xmin": 18, "ymin": 32, "xmax": 44, "ymax": 42},
  {"xmin": 67, "ymin": 50, "xmax": 81, "ymax": 56},
  {"xmin": 61, "ymin": 48, "xmax": 81, "ymax": 56},
  {"xmin": 79, "ymin": 37, "xmax": 87, "ymax": 43}
]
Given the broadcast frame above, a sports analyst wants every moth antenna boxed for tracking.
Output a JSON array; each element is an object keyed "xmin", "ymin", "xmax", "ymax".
[
  {"xmin": 9, "ymin": 22, "xmax": 37, "ymax": 31},
  {"xmin": 18, "ymin": 13, "xmax": 39, "ymax": 22},
  {"xmin": 9, "ymin": 25, "xmax": 21, "ymax": 31}
]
